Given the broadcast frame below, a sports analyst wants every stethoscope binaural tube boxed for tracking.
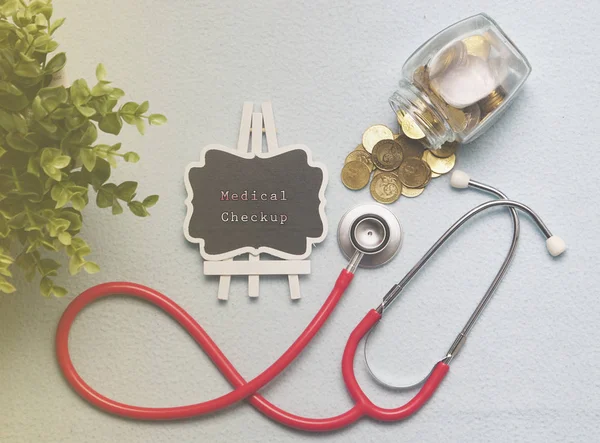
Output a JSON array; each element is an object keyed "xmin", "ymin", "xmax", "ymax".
[
  {"xmin": 364, "ymin": 174, "xmax": 521, "ymax": 389},
  {"xmin": 343, "ymin": 171, "xmax": 566, "ymax": 408}
]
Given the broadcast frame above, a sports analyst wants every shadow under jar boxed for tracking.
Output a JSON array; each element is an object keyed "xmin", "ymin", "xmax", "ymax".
[{"xmin": 389, "ymin": 13, "xmax": 532, "ymax": 150}]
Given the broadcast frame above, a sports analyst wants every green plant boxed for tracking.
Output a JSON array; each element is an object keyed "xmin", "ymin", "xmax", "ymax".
[{"xmin": 0, "ymin": 0, "xmax": 166, "ymax": 296}]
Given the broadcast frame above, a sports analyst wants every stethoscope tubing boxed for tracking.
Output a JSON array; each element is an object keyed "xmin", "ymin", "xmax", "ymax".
[
  {"xmin": 56, "ymin": 270, "xmax": 445, "ymax": 431},
  {"xmin": 56, "ymin": 195, "xmax": 560, "ymax": 431}
]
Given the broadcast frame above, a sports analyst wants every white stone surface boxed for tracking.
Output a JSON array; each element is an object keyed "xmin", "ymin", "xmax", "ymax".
[{"xmin": 1, "ymin": 1, "xmax": 599, "ymax": 442}]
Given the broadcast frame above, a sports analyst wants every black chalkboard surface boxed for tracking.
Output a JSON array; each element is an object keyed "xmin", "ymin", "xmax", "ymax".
[{"xmin": 184, "ymin": 145, "xmax": 327, "ymax": 260}]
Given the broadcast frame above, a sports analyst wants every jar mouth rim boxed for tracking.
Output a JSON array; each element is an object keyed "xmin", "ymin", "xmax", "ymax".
[{"xmin": 389, "ymin": 83, "xmax": 453, "ymax": 149}]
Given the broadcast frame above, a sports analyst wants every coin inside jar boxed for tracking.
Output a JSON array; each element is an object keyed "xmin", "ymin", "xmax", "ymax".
[
  {"xmin": 372, "ymin": 139, "xmax": 404, "ymax": 171},
  {"xmin": 400, "ymin": 113, "xmax": 426, "ymax": 140},
  {"xmin": 341, "ymin": 161, "xmax": 371, "ymax": 190},
  {"xmin": 369, "ymin": 172, "xmax": 402, "ymax": 204},
  {"xmin": 397, "ymin": 157, "xmax": 431, "ymax": 188},
  {"xmin": 423, "ymin": 150, "xmax": 456, "ymax": 174},
  {"xmin": 463, "ymin": 35, "xmax": 491, "ymax": 59},
  {"xmin": 362, "ymin": 124, "xmax": 394, "ymax": 153}
]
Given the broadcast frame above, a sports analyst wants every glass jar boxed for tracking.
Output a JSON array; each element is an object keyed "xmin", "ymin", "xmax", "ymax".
[{"xmin": 389, "ymin": 14, "xmax": 531, "ymax": 149}]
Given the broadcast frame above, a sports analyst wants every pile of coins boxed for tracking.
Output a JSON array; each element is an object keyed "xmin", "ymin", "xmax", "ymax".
[{"xmin": 341, "ymin": 124, "xmax": 457, "ymax": 204}]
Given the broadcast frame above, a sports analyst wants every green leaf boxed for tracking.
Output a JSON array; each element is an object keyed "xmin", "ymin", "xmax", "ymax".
[
  {"xmin": 90, "ymin": 157, "xmax": 110, "ymax": 190},
  {"xmin": 70, "ymin": 79, "xmax": 90, "ymax": 106},
  {"xmin": 48, "ymin": 217, "xmax": 70, "ymax": 236},
  {"xmin": 49, "ymin": 17, "xmax": 66, "ymax": 35},
  {"xmin": 135, "ymin": 117, "xmax": 145, "ymax": 135},
  {"xmin": 91, "ymin": 81, "xmax": 113, "ymax": 97},
  {"xmin": 33, "ymin": 34, "xmax": 51, "ymax": 48},
  {"xmin": 80, "ymin": 148, "xmax": 96, "ymax": 172},
  {"xmin": 58, "ymin": 231, "xmax": 72, "ymax": 245},
  {"xmin": 53, "ymin": 155, "xmax": 71, "ymax": 169},
  {"xmin": 32, "ymin": 96, "xmax": 48, "ymax": 119},
  {"xmin": 0, "ymin": 80, "xmax": 23, "ymax": 96},
  {"xmin": 75, "ymin": 104, "xmax": 96, "ymax": 117},
  {"xmin": 83, "ymin": 261, "xmax": 100, "ymax": 274},
  {"xmin": 40, "ymin": 276, "xmax": 53, "ymax": 297},
  {"xmin": 41, "ymin": 148, "xmax": 69, "ymax": 180},
  {"xmin": 115, "ymin": 181, "xmax": 137, "ymax": 202},
  {"xmin": 123, "ymin": 151, "xmax": 139, "ymax": 163},
  {"xmin": 0, "ymin": 278, "xmax": 16, "ymax": 293},
  {"xmin": 109, "ymin": 88, "xmax": 125, "ymax": 100},
  {"xmin": 96, "ymin": 63, "xmax": 107, "ymax": 81},
  {"xmin": 128, "ymin": 201, "xmax": 149, "ymax": 217},
  {"xmin": 71, "ymin": 194, "xmax": 86, "ymax": 211},
  {"xmin": 96, "ymin": 183, "xmax": 115, "ymax": 208},
  {"xmin": 27, "ymin": 155, "xmax": 41, "ymax": 177},
  {"xmin": 60, "ymin": 209, "xmax": 83, "ymax": 231},
  {"xmin": 6, "ymin": 132, "xmax": 38, "ymax": 152},
  {"xmin": 51, "ymin": 286, "xmax": 68, "ymax": 297},
  {"xmin": 14, "ymin": 61, "xmax": 43, "ymax": 78},
  {"xmin": 51, "ymin": 183, "xmax": 70, "ymax": 208},
  {"xmin": 112, "ymin": 199, "xmax": 123, "ymax": 215},
  {"xmin": 149, "ymin": 114, "xmax": 167, "ymax": 126},
  {"xmin": 98, "ymin": 112, "xmax": 122, "ymax": 135},
  {"xmin": 0, "ymin": 109, "xmax": 16, "ymax": 131},
  {"xmin": 142, "ymin": 195, "xmax": 159, "ymax": 208},
  {"xmin": 35, "ymin": 13, "xmax": 48, "ymax": 28},
  {"xmin": 68, "ymin": 254, "xmax": 85, "ymax": 275},
  {"xmin": 120, "ymin": 102, "xmax": 138, "ymax": 115},
  {"xmin": 44, "ymin": 52, "xmax": 66, "ymax": 74},
  {"xmin": 79, "ymin": 122, "xmax": 98, "ymax": 145},
  {"xmin": 136, "ymin": 101, "xmax": 149, "ymax": 115},
  {"xmin": 0, "ymin": 91, "xmax": 29, "ymax": 111}
]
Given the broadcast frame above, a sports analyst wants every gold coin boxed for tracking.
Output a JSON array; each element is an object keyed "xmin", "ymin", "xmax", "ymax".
[
  {"xmin": 362, "ymin": 125, "xmax": 394, "ymax": 153},
  {"xmin": 429, "ymin": 141, "xmax": 459, "ymax": 158},
  {"xmin": 393, "ymin": 133, "xmax": 400, "ymax": 139},
  {"xmin": 397, "ymin": 157, "xmax": 431, "ymax": 188},
  {"xmin": 345, "ymin": 150, "xmax": 374, "ymax": 170},
  {"xmin": 479, "ymin": 87, "xmax": 507, "ymax": 115},
  {"xmin": 370, "ymin": 172, "xmax": 402, "ymax": 204},
  {"xmin": 463, "ymin": 35, "xmax": 491, "ymax": 59},
  {"xmin": 428, "ymin": 41, "xmax": 468, "ymax": 78},
  {"xmin": 401, "ymin": 187, "xmax": 425, "ymax": 198},
  {"xmin": 395, "ymin": 134, "xmax": 425, "ymax": 159},
  {"xmin": 423, "ymin": 150, "xmax": 456, "ymax": 174},
  {"xmin": 413, "ymin": 65, "xmax": 431, "ymax": 91},
  {"xmin": 354, "ymin": 144, "xmax": 367, "ymax": 152},
  {"xmin": 463, "ymin": 104, "xmax": 481, "ymax": 132},
  {"xmin": 341, "ymin": 161, "xmax": 371, "ymax": 190},
  {"xmin": 400, "ymin": 113, "xmax": 425, "ymax": 140},
  {"xmin": 372, "ymin": 139, "xmax": 403, "ymax": 171},
  {"xmin": 431, "ymin": 171, "xmax": 442, "ymax": 178},
  {"xmin": 446, "ymin": 105, "xmax": 467, "ymax": 132}
]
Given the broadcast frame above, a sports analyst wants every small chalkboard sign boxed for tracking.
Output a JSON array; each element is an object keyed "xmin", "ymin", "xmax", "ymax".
[
  {"xmin": 184, "ymin": 145, "xmax": 327, "ymax": 260},
  {"xmin": 183, "ymin": 102, "xmax": 328, "ymax": 300}
]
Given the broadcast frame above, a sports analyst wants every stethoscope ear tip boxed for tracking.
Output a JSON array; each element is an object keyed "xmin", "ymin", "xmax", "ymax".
[
  {"xmin": 546, "ymin": 235, "xmax": 567, "ymax": 257},
  {"xmin": 450, "ymin": 170, "xmax": 470, "ymax": 189}
]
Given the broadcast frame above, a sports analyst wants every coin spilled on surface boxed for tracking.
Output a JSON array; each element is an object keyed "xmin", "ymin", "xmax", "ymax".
[{"xmin": 341, "ymin": 125, "xmax": 458, "ymax": 203}]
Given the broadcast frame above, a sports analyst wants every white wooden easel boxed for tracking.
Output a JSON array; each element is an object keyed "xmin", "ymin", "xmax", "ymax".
[{"xmin": 202, "ymin": 102, "xmax": 310, "ymax": 300}]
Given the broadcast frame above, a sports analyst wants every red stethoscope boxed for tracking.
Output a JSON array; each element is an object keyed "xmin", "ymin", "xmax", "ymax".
[{"xmin": 55, "ymin": 171, "xmax": 565, "ymax": 432}]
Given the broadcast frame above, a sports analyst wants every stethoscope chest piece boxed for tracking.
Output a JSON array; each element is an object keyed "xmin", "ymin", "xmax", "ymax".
[{"xmin": 338, "ymin": 204, "xmax": 403, "ymax": 268}]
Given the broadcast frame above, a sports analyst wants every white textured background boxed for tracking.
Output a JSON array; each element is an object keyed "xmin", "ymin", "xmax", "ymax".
[{"xmin": 1, "ymin": 0, "xmax": 599, "ymax": 442}]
